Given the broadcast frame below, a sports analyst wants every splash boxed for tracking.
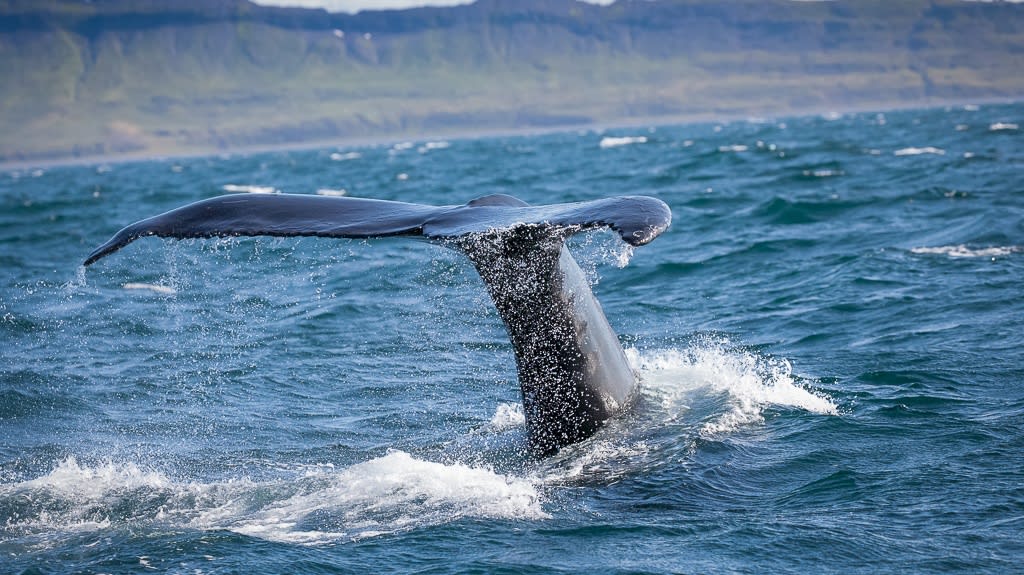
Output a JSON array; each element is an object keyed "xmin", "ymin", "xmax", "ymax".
[
  {"xmin": 487, "ymin": 402, "xmax": 526, "ymax": 431},
  {"xmin": 215, "ymin": 451, "xmax": 546, "ymax": 543},
  {"xmin": 626, "ymin": 340, "xmax": 837, "ymax": 436},
  {"xmin": 1, "ymin": 452, "xmax": 546, "ymax": 546}
]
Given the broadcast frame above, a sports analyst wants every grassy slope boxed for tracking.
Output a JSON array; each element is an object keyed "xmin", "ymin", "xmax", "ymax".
[{"xmin": 1, "ymin": 0, "xmax": 1022, "ymax": 162}]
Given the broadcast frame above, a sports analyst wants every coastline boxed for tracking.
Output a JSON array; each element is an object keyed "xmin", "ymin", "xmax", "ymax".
[{"xmin": 3, "ymin": 96, "xmax": 1017, "ymax": 172}]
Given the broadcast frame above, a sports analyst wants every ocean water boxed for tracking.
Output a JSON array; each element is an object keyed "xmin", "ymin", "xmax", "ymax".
[{"xmin": 2, "ymin": 103, "xmax": 1022, "ymax": 574}]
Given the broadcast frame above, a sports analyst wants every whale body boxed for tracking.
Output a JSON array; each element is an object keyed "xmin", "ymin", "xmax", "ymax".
[{"xmin": 85, "ymin": 192, "xmax": 671, "ymax": 455}]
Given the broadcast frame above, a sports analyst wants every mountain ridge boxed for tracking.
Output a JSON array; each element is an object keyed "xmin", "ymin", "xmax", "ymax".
[{"xmin": 2, "ymin": 0, "xmax": 1022, "ymax": 163}]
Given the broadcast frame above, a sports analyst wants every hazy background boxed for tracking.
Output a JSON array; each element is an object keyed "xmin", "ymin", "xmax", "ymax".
[{"xmin": 2, "ymin": 0, "xmax": 1022, "ymax": 164}]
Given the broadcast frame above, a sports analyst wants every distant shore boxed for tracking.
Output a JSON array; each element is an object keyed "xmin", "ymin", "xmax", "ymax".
[{"xmin": 4, "ymin": 97, "xmax": 1016, "ymax": 172}]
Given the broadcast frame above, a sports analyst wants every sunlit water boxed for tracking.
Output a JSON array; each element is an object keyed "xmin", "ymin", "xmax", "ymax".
[{"xmin": 2, "ymin": 103, "xmax": 1022, "ymax": 573}]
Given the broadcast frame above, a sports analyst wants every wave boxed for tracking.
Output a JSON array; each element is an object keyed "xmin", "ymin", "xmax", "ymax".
[
  {"xmin": 801, "ymin": 169, "xmax": 844, "ymax": 178},
  {"xmin": 717, "ymin": 144, "xmax": 749, "ymax": 153},
  {"xmin": 910, "ymin": 245, "xmax": 1021, "ymax": 258},
  {"xmin": 1, "ymin": 342, "xmax": 837, "ymax": 546},
  {"xmin": 989, "ymin": 122, "xmax": 1018, "ymax": 132},
  {"xmin": 0, "ymin": 452, "xmax": 546, "ymax": 546},
  {"xmin": 418, "ymin": 141, "xmax": 450, "ymax": 153},
  {"xmin": 329, "ymin": 151, "xmax": 362, "ymax": 161},
  {"xmin": 599, "ymin": 136, "xmax": 647, "ymax": 149},
  {"xmin": 893, "ymin": 147, "xmax": 945, "ymax": 156}
]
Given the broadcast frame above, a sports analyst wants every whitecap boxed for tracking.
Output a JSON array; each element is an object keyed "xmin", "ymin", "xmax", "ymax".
[
  {"xmin": 893, "ymin": 147, "xmax": 945, "ymax": 156},
  {"xmin": 910, "ymin": 245, "xmax": 1021, "ymax": 258},
  {"xmin": 329, "ymin": 151, "xmax": 362, "ymax": 161},
  {"xmin": 989, "ymin": 122, "xmax": 1019, "ymax": 131},
  {"xmin": 599, "ymin": 136, "xmax": 647, "ymax": 149},
  {"xmin": 222, "ymin": 184, "xmax": 278, "ymax": 194},
  {"xmin": 803, "ymin": 169, "xmax": 843, "ymax": 178},
  {"xmin": 418, "ymin": 141, "xmax": 450, "ymax": 153},
  {"xmin": 716, "ymin": 143, "xmax": 749, "ymax": 152},
  {"xmin": 122, "ymin": 282, "xmax": 177, "ymax": 295}
]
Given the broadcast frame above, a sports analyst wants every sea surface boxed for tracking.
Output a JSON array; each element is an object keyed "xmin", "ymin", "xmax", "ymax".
[{"xmin": 2, "ymin": 103, "xmax": 1022, "ymax": 574}]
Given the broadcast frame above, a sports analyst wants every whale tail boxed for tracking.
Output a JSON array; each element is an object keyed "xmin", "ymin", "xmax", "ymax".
[{"xmin": 85, "ymin": 192, "xmax": 671, "ymax": 455}]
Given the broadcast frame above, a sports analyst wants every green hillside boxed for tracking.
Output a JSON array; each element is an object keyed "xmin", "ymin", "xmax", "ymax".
[{"xmin": 2, "ymin": 0, "xmax": 1023, "ymax": 163}]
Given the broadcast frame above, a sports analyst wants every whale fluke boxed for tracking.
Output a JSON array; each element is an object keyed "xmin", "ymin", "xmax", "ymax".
[
  {"xmin": 85, "ymin": 192, "xmax": 671, "ymax": 455},
  {"xmin": 85, "ymin": 193, "xmax": 669, "ymax": 266}
]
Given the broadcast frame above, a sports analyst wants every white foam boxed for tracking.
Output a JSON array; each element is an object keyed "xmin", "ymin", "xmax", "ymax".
[
  {"xmin": 989, "ymin": 122, "xmax": 1019, "ymax": 131},
  {"xmin": 329, "ymin": 151, "xmax": 361, "ymax": 161},
  {"xmin": 803, "ymin": 169, "xmax": 843, "ymax": 178},
  {"xmin": 911, "ymin": 245, "xmax": 1021, "ymax": 258},
  {"xmin": 14, "ymin": 457, "xmax": 170, "ymax": 499},
  {"xmin": 418, "ymin": 141, "xmax": 450, "ymax": 153},
  {"xmin": 893, "ymin": 147, "xmax": 945, "ymax": 156},
  {"xmin": 316, "ymin": 188, "xmax": 348, "ymax": 197},
  {"xmin": 208, "ymin": 451, "xmax": 546, "ymax": 543},
  {"xmin": 626, "ymin": 341, "xmax": 837, "ymax": 436},
  {"xmin": 122, "ymin": 282, "xmax": 177, "ymax": 295},
  {"xmin": 599, "ymin": 136, "xmax": 647, "ymax": 149},
  {"xmin": 222, "ymin": 184, "xmax": 278, "ymax": 194},
  {"xmin": 3, "ymin": 452, "xmax": 545, "ymax": 545},
  {"xmin": 718, "ymin": 144, "xmax": 748, "ymax": 153},
  {"xmin": 1, "ymin": 457, "xmax": 183, "ymax": 534}
]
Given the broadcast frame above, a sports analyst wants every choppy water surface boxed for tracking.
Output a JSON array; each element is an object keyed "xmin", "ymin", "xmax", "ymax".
[{"xmin": 2, "ymin": 103, "xmax": 1022, "ymax": 573}]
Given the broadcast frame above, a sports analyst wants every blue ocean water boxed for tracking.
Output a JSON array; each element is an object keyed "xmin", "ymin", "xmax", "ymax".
[{"xmin": 1, "ymin": 103, "xmax": 1022, "ymax": 574}]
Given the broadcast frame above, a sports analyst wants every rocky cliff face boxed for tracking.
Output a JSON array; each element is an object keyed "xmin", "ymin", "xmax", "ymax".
[{"xmin": 2, "ymin": 0, "xmax": 1022, "ymax": 162}]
